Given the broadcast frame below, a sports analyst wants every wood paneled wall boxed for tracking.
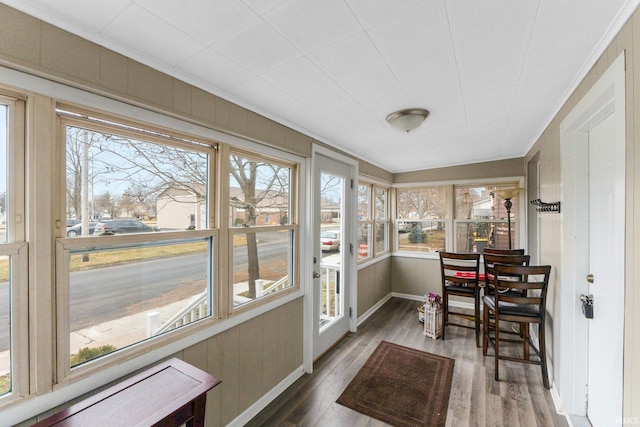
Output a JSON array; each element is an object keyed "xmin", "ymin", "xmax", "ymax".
[
  {"xmin": 357, "ymin": 257, "xmax": 392, "ymax": 316},
  {"xmin": 524, "ymin": 6, "xmax": 639, "ymax": 420}
]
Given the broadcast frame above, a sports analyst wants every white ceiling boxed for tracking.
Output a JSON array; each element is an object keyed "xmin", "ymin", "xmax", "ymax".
[{"xmin": 4, "ymin": 0, "xmax": 639, "ymax": 173}]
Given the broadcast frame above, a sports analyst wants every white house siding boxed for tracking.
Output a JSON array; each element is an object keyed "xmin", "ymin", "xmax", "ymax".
[{"xmin": 157, "ymin": 191, "xmax": 204, "ymax": 230}]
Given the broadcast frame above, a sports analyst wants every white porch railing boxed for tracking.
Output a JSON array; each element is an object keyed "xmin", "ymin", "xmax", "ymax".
[
  {"xmin": 149, "ymin": 265, "xmax": 336, "ymax": 336},
  {"xmin": 149, "ymin": 290, "xmax": 208, "ymax": 336},
  {"xmin": 257, "ymin": 276, "xmax": 289, "ymax": 296},
  {"xmin": 320, "ymin": 262, "xmax": 341, "ymax": 324},
  {"xmin": 149, "ymin": 275, "xmax": 293, "ymax": 335}
]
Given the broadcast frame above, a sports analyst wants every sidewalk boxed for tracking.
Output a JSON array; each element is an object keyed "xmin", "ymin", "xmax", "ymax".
[{"xmin": 0, "ymin": 297, "xmax": 194, "ymax": 376}]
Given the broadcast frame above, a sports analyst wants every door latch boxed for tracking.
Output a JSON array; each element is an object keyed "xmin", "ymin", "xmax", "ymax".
[
  {"xmin": 580, "ymin": 294, "xmax": 594, "ymax": 319},
  {"xmin": 313, "ymin": 271, "xmax": 321, "ymax": 279}
]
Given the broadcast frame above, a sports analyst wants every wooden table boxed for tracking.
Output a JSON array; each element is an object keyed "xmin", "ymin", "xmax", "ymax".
[{"xmin": 34, "ymin": 358, "xmax": 221, "ymax": 427}]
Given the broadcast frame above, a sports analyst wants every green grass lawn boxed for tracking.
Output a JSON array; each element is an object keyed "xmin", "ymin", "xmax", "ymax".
[{"xmin": 0, "ymin": 374, "xmax": 9, "ymax": 396}]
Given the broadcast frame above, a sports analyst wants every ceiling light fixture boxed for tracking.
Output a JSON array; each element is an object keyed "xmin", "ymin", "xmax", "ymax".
[{"xmin": 386, "ymin": 108, "xmax": 430, "ymax": 132}]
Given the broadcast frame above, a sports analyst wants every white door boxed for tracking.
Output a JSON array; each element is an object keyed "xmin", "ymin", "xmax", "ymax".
[
  {"xmin": 586, "ymin": 112, "xmax": 624, "ymax": 425},
  {"xmin": 560, "ymin": 52, "xmax": 625, "ymax": 423},
  {"xmin": 312, "ymin": 153, "xmax": 353, "ymax": 360}
]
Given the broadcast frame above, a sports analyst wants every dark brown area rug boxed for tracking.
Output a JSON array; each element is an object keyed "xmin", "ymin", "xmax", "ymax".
[{"xmin": 336, "ymin": 341, "xmax": 454, "ymax": 427}]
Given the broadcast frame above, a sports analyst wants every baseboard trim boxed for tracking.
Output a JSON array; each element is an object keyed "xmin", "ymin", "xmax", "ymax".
[
  {"xmin": 227, "ymin": 365, "xmax": 305, "ymax": 427},
  {"xmin": 357, "ymin": 293, "xmax": 392, "ymax": 326},
  {"xmin": 391, "ymin": 292, "xmax": 475, "ymax": 311}
]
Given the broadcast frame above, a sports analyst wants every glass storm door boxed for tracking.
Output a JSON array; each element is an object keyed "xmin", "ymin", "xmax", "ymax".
[{"xmin": 313, "ymin": 153, "xmax": 352, "ymax": 360}]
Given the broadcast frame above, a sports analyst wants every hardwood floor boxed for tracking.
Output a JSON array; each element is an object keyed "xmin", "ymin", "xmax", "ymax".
[{"xmin": 247, "ymin": 297, "xmax": 568, "ymax": 427}]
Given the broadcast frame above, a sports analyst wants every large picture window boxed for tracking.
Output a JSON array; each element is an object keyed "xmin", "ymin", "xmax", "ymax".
[
  {"xmin": 58, "ymin": 111, "xmax": 216, "ymax": 373},
  {"xmin": 396, "ymin": 186, "xmax": 447, "ymax": 253},
  {"xmin": 229, "ymin": 152, "xmax": 297, "ymax": 307},
  {"xmin": 454, "ymin": 184, "xmax": 519, "ymax": 252},
  {"xmin": 395, "ymin": 182, "xmax": 521, "ymax": 254}
]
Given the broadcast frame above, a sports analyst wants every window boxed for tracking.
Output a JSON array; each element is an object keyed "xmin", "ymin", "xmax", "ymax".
[
  {"xmin": 374, "ymin": 187, "xmax": 389, "ymax": 254},
  {"xmin": 396, "ymin": 187, "xmax": 447, "ymax": 253},
  {"xmin": 357, "ymin": 182, "xmax": 390, "ymax": 260},
  {"xmin": 395, "ymin": 182, "xmax": 521, "ymax": 254},
  {"xmin": 0, "ymin": 94, "xmax": 26, "ymax": 401},
  {"xmin": 229, "ymin": 152, "xmax": 297, "ymax": 307},
  {"xmin": 454, "ymin": 184, "xmax": 519, "ymax": 252},
  {"xmin": 58, "ymin": 110, "xmax": 216, "ymax": 374},
  {"xmin": 357, "ymin": 184, "xmax": 371, "ymax": 260}
]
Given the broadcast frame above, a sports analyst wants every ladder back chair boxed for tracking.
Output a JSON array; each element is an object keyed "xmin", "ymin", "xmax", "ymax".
[
  {"xmin": 482, "ymin": 253, "xmax": 530, "ymax": 296},
  {"xmin": 483, "ymin": 248, "xmax": 525, "ymax": 256},
  {"xmin": 439, "ymin": 252, "xmax": 481, "ymax": 346},
  {"xmin": 482, "ymin": 263, "xmax": 552, "ymax": 389}
]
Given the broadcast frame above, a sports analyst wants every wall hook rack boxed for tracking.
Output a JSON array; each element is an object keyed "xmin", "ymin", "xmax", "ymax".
[{"xmin": 530, "ymin": 199, "xmax": 561, "ymax": 213}]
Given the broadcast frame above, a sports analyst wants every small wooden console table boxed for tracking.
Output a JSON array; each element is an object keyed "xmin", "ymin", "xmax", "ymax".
[{"xmin": 34, "ymin": 358, "xmax": 221, "ymax": 427}]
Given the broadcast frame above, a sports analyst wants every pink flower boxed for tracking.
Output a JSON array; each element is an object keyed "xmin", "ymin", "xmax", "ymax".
[{"xmin": 427, "ymin": 292, "xmax": 442, "ymax": 306}]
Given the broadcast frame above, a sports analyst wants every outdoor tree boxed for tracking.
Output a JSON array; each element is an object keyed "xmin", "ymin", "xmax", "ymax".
[
  {"xmin": 65, "ymin": 123, "xmax": 291, "ymax": 299},
  {"xmin": 230, "ymin": 154, "xmax": 289, "ymax": 298},
  {"xmin": 397, "ymin": 187, "xmax": 446, "ymax": 219},
  {"xmin": 319, "ymin": 174, "xmax": 342, "ymax": 223},
  {"xmin": 94, "ymin": 191, "xmax": 120, "ymax": 219},
  {"xmin": 66, "ymin": 127, "xmax": 105, "ymax": 220},
  {"xmin": 408, "ymin": 225, "xmax": 427, "ymax": 244},
  {"xmin": 357, "ymin": 184, "xmax": 370, "ymax": 220}
]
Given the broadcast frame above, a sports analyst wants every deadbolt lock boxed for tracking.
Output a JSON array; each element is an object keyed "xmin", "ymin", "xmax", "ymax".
[{"xmin": 587, "ymin": 274, "xmax": 594, "ymax": 283}]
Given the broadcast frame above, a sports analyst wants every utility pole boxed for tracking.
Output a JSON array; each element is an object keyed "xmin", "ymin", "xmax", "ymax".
[{"xmin": 81, "ymin": 131, "xmax": 90, "ymax": 261}]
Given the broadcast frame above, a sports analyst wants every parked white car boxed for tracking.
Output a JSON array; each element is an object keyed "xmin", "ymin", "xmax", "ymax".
[{"xmin": 320, "ymin": 231, "xmax": 341, "ymax": 252}]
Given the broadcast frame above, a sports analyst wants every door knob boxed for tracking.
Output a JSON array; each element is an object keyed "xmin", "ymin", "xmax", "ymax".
[{"xmin": 313, "ymin": 271, "xmax": 321, "ymax": 279}]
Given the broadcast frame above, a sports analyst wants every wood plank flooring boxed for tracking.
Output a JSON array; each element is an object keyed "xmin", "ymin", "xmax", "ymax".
[{"xmin": 247, "ymin": 297, "xmax": 568, "ymax": 427}]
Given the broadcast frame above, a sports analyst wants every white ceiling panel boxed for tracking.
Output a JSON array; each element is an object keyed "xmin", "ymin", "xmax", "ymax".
[
  {"xmin": 176, "ymin": 48, "xmax": 255, "ymax": 90},
  {"xmin": 263, "ymin": 0, "xmax": 363, "ymax": 54},
  {"xmin": 101, "ymin": 4, "xmax": 206, "ymax": 66},
  {"xmin": 343, "ymin": 66, "xmax": 411, "ymax": 116},
  {"xmin": 346, "ymin": 0, "xmax": 428, "ymax": 30},
  {"xmin": 389, "ymin": 51, "xmax": 460, "ymax": 103},
  {"xmin": 134, "ymin": 0, "xmax": 258, "ymax": 46},
  {"xmin": 367, "ymin": 4, "xmax": 452, "ymax": 65},
  {"xmin": 19, "ymin": 0, "xmax": 132, "ymax": 33},
  {"xmin": 447, "ymin": 0, "xmax": 539, "ymax": 43},
  {"xmin": 212, "ymin": 19, "xmax": 301, "ymax": 75},
  {"xmin": 4, "ymin": 0, "xmax": 639, "ymax": 173},
  {"xmin": 309, "ymin": 33, "xmax": 387, "ymax": 84},
  {"xmin": 262, "ymin": 57, "xmax": 334, "ymax": 95}
]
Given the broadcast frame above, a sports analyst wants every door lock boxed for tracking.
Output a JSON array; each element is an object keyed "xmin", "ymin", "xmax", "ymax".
[
  {"xmin": 313, "ymin": 271, "xmax": 321, "ymax": 279},
  {"xmin": 580, "ymin": 294, "xmax": 594, "ymax": 319},
  {"xmin": 586, "ymin": 274, "xmax": 594, "ymax": 283}
]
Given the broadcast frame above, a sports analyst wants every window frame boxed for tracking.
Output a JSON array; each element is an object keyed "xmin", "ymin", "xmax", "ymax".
[
  {"xmin": 227, "ymin": 148, "xmax": 300, "ymax": 313},
  {"xmin": 0, "ymin": 93, "xmax": 28, "ymax": 404},
  {"xmin": 55, "ymin": 109, "xmax": 219, "ymax": 384},
  {"xmin": 395, "ymin": 185, "xmax": 449, "ymax": 255},
  {"xmin": 356, "ymin": 182, "xmax": 372, "ymax": 262},
  {"xmin": 393, "ymin": 178, "xmax": 524, "ymax": 257},
  {"xmin": 373, "ymin": 186, "xmax": 390, "ymax": 256},
  {"xmin": 453, "ymin": 183, "xmax": 521, "ymax": 252},
  {"xmin": 357, "ymin": 179, "xmax": 390, "ymax": 262}
]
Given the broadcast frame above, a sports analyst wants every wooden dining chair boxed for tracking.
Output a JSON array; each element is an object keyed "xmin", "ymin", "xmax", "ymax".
[
  {"xmin": 439, "ymin": 252, "xmax": 481, "ymax": 346},
  {"xmin": 482, "ymin": 248, "xmax": 525, "ymax": 255},
  {"xmin": 482, "ymin": 253, "xmax": 530, "ymax": 295},
  {"xmin": 482, "ymin": 263, "xmax": 552, "ymax": 389}
]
